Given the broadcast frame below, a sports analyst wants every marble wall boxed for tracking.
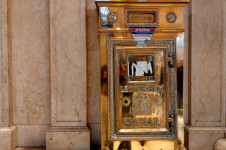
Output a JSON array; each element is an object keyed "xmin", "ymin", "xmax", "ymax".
[
  {"xmin": 190, "ymin": 0, "xmax": 225, "ymax": 126},
  {"xmin": 10, "ymin": 0, "xmax": 50, "ymax": 146},
  {"xmin": 185, "ymin": 0, "xmax": 226, "ymax": 149},
  {"xmin": 0, "ymin": 0, "xmax": 3, "ymax": 123},
  {"xmin": 0, "ymin": 0, "xmax": 225, "ymax": 149},
  {"xmin": 11, "ymin": 0, "xmax": 50, "ymax": 125},
  {"xmin": 9, "ymin": 0, "xmax": 93, "ymax": 147},
  {"xmin": 49, "ymin": 0, "xmax": 87, "ymax": 126},
  {"xmin": 0, "ymin": 0, "xmax": 10, "ymax": 128}
]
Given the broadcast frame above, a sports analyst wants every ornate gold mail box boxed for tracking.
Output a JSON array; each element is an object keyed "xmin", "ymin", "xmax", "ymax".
[{"xmin": 96, "ymin": 0, "xmax": 189, "ymax": 149}]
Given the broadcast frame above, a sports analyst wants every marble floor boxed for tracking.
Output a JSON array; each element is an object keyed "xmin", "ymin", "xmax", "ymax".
[
  {"xmin": 15, "ymin": 147, "xmax": 187, "ymax": 150},
  {"xmin": 15, "ymin": 147, "xmax": 45, "ymax": 150}
]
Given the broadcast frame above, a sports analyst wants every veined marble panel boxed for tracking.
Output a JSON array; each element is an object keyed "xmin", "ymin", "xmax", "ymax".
[
  {"xmin": 11, "ymin": 0, "xmax": 50, "ymax": 125},
  {"xmin": 16, "ymin": 125, "xmax": 49, "ymax": 147},
  {"xmin": 0, "ymin": 126, "xmax": 17, "ymax": 150},
  {"xmin": 0, "ymin": 0, "xmax": 9, "ymax": 127},
  {"xmin": 191, "ymin": 0, "xmax": 225, "ymax": 126},
  {"xmin": 185, "ymin": 126, "xmax": 225, "ymax": 150},
  {"xmin": 46, "ymin": 129, "xmax": 90, "ymax": 150},
  {"xmin": 50, "ymin": 0, "xmax": 87, "ymax": 126},
  {"xmin": 0, "ymin": 0, "xmax": 3, "ymax": 123},
  {"xmin": 223, "ymin": 0, "xmax": 226, "ymax": 127}
]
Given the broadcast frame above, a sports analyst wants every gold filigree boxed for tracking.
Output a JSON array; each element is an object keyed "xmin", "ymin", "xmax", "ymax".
[
  {"xmin": 107, "ymin": 12, "xmax": 118, "ymax": 23},
  {"xmin": 166, "ymin": 12, "xmax": 177, "ymax": 23}
]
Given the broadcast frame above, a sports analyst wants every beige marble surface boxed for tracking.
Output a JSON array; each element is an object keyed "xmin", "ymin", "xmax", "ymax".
[
  {"xmin": 0, "ymin": 0, "xmax": 3, "ymax": 123},
  {"xmin": 186, "ymin": 126, "xmax": 225, "ymax": 150},
  {"xmin": 50, "ymin": 0, "xmax": 87, "ymax": 126},
  {"xmin": 0, "ymin": 0, "xmax": 10, "ymax": 127},
  {"xmin": 46, "ymin": 130, "xmax": 90, "ymax": 150},
  {"xmin": 15, "ymin": 147, "xmax": 45, "ymax": 150},
  {"xmin": 16, "ymin": 125, "xmax": 49, "ymax": 147},
  {"xmin": 0, "ymin": 126, "xmax": 17, "ymax": 150},
  {"xmin": 223, "ymin": 0, "xmax": 226, "ymax": 126},
  {"xmin": 190, "ymin": 0, "xmax": 225, "ymax": 126},
  {"xmin": 11, "ymin": 0, "xmax": 50, "ymax": 125},
  {"xmin": 0, "ymin": 0, "xmax": 17, "ymax": 149},
  {"xmin": 186, "ymin": 0, "xmax": 226, "ymax": 149}
]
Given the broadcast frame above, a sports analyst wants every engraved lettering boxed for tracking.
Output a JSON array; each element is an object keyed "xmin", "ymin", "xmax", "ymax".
[
  {"xmin": 123, "ymin": 117, "xmax": 161, "ymax": 126},
  {"xmin": 149, "ymin": 86, "xmax": 154, "ymax": 91},
  {"xmin": 128, "ymin": 13, "xmax": 155, "ymax": 23},
  {"xmin": 120, "ymin": 85, "xmax": 164, "ymax": 93},
  {"xmin": 124, "ymin": 86, "xmax": 128, "ymax": 92}
]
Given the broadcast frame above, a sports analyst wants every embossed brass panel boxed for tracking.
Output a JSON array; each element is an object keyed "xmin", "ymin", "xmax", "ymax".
[
  {"xmin": 96, "ymin": 0, "xmax": 188, "ymax": 149},
  {"xmin": 125, "ymin": 9, "xmax": 158, "ymax": 26}
]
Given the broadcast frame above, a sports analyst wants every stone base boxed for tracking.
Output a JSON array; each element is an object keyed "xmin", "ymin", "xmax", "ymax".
[
  {"xmin": 46, "ymin": 127, "xmax": 90, "ymax": 150},
  {"xmin": 185, "ymin": 125, "xmax": 226, "ymax": 150},
  {"xmin": 0, "ymin": 126, "xmax": 17, "ymax": 150}
]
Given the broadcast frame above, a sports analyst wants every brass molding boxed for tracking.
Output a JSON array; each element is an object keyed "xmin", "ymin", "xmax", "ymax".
[
  {"xmin": 96, "ymin": 0, "xmax": 190, "ymax": 3},
  {"xmin": 98, "ymin": 28, "xmax": 186, "ymax": 33}
]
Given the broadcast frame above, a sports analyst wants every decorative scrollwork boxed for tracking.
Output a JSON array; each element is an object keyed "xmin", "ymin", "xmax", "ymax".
[
  {"xmin": 107, "ymin": 12, "xmax": 118, "ymax": 23},
  {"xmin": 166, "ymin": 12, "xmax": 177, "ymax": 23},
  {"xmin": 155, "ymin": 97, "xmax": 163, "ymax": 106}
]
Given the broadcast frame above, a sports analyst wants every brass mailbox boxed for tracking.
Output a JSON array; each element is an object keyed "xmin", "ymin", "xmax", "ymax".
[{"xmin": 96, "ymin": 0, "xmax": 189, "ymax": 149}]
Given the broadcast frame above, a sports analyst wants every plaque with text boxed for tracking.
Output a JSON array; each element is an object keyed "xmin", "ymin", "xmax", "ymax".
[{"xmin": 125, "ymin": 9, "xmax": 158, "ymax": 26}]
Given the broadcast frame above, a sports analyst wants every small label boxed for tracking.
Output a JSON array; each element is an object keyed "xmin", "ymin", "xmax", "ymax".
[{"xmin": 125, "ymin": 9, "xmax": 158, "ymax": 26}]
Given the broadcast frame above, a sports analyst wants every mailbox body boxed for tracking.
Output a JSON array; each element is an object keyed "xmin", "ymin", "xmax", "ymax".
[{"xmin": 96, "ymin": 1, "xmax": 188, "ymax": 149}]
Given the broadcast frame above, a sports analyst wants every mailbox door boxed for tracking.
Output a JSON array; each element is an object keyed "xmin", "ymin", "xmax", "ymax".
[{"xmin": 108, "ymin": 38, "xmax": 177, "ymax": 141}]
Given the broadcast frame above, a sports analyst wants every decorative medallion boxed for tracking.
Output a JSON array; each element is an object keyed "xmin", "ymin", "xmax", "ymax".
[
  {"xmin": 107, "ymin": 12, "xmax": 118, "ymax": 23},
  {"xmin": 155, "ymin": 97, "xmax": 163, "ymax": 106},
  {"xmin": 122, "ymin": 97, "xmax": 131, "ymax": 107},
  {"xmin": 166, "ymin": 12, "xmax": 177, "ymax": 23}
]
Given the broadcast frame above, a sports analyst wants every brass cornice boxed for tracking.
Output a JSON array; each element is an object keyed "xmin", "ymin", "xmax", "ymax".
[
  {"xmin": 95, "ymin": 0, "xmax": 189, "ymax": 7},
  {"xmin": 95, "ymin": 0, "xmax": 189, "ymax": 3},
  {"xmin": 98, "ymin": 28, "xmax": 186, "ymax": 33}
]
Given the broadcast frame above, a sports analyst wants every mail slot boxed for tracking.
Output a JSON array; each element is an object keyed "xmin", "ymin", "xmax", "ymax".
[{"xmin": 96, "ymin": 0, "xmax": 189, "ymax": 149}]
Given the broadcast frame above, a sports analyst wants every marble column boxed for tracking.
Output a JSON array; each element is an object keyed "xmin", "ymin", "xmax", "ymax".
[
  {"xmin": 0, "ymin": 0, "xmax": 17, "ymax": 149},
  {"xmin": 185, "ymin": 0, "xmax": 226, "ymax": 149},
  {"xmin": 46, "ymin": 0, "xmax": 90, "ymax": 149}
]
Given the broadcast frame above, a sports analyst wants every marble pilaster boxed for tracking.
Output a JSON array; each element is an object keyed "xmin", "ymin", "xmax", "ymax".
[
  {"xmin": 185, "ymin": 0, "xmax": 226, "ymax": 149},
  {"xmin": 0, "ymin": 0, "xmax": 17, "ymax": 149},
  {"xmin": 46, "ymin": 0, "xmax": 90, "ymax": 149}
]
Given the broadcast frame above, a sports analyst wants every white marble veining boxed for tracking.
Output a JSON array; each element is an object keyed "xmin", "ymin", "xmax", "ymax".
[
  {"xmin": 186, "ymin": 0, "xmax": 226, "ymax": 149},
  {"xmin": 191, "ymin": 0, "xmax": 225, "ymax": 126},
  {"xmin": 11, "ymin": 0, "xmax": 50, "ymax": 125},
  {"xmin": 47, "ymin": 0, "xmax": 90, "ymax": 148},
  {"xmin": 16, "ymin": 125, "xmax": 49, "ymax": 147},
  {"xmin": 46, "ymin": 131, "xmax": 90, "ymax": 150},
  {"xmin": 0, "ymin": 0, "xmax": 3, "ymax": 123},
  {"xmin": 0, "ymin": 0, "xmax": 10, "ymax": 127},
  {"xmin": 50, "ymin": 0, "xmax": 87, "ymax": 126}
]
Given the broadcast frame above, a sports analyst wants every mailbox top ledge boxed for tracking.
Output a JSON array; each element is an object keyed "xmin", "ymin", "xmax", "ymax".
[{"xmin": 95, "ymin": 0, "xmax": 189, "ymax": 3}]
